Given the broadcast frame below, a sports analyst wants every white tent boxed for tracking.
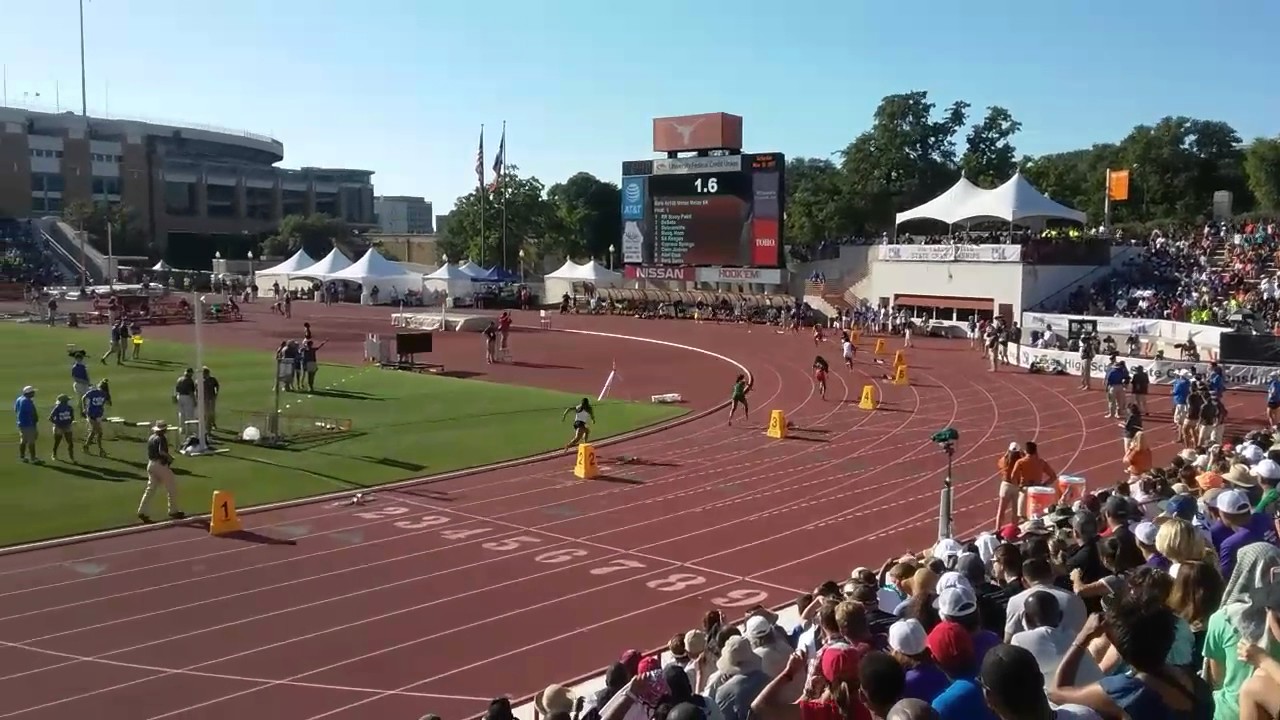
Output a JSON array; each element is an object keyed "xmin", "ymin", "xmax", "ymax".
[
  {"xmin": 326, "ymin": 249, "xmax": 422, "ymax": 305},
  {"xmin": 575, "ymin": 260, "xmax": 623, "ymax": 284},
  {"xmin": 895, "ymin": 176, "xmax": 985, "ymax": 226},
  {"xmin": 151, "ymin": 260, "xmax": 172, "ymax": 271},
  {"xmin": 424, "ymin": 263, "xmax": 474, "ymax": 302},
  {"xmin": 544, "ymin": 259, "xmax": 587, "ymax": 279},
  {"xmin": 456, "ymin": 260, "xmax": 485, "ymax": 278},
  {"xmin": 292, "ymin": 248, "xmax": 353, "ymax": 279},
  {"xmin": 954, "ymin": 172, "xmax": 1088, "ymax": 225},
  {"xmin": 255, "ymin": 249, "xmax": 318, "ymax": 276}
]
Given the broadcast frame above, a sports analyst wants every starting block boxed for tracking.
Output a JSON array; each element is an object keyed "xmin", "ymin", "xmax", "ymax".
[
  {"xmin": 873, "ymin": 338, "xmax": 886, "ymax": 355},
  {"xmin": 858, "ymin": 385, "xmax": 876, "ymax": 410},
  {"xmin": 893, "ymin": 365, "xmax": 909, "ymax": 386},
  {"xmin": 539, "ymin": 310, "xmax": 552, "ymax": 329},
  {"xmin": 209, "ymin": 490, "xmax": 242, "ymax": 536},
  {"xmin": 893, "ymin": 350, "xmax": 905, "ymax": 367},
  {"xmin": 574, "ymin": 443, "xmax": 599, "ymax": 479},
  {"xmin": 651, "ymin": 393, "xmax": 683, "ymax": 404},
  {"xmin": 766, "ymin": 409, "xmax": 787, "ymax": 439}
]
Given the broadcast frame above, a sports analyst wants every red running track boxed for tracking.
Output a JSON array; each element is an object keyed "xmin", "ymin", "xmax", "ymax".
[{"xmin": 0, "ymin": 319, "xmax": 1257, "ymax": 719}]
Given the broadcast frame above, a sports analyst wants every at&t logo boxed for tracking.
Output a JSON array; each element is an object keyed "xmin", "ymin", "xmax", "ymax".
[{"xmin": 622, "ymin": 178, "xmax": 645, "ymax": 219}]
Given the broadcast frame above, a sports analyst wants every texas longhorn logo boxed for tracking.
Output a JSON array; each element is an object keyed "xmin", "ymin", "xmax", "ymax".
[{"xmin": 669, "ymin": 117, "xmax": 705, "ymax": 144}]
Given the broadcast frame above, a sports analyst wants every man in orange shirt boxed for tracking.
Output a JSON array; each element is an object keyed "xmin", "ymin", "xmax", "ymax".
[{"xmin": 1009, "ymin": 441, "xmax": 1059, "ymax": 520}]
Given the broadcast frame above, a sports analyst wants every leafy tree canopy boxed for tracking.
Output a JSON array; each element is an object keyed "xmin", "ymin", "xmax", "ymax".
[{"xmin": 62, "ymin": 200, "xmax": 149, "ymax": 258}]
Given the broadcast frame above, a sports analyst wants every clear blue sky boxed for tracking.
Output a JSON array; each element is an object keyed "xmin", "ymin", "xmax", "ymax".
[{"xmin": 4, "ymin": 0, "xmax": 1277, "ymax": 215}]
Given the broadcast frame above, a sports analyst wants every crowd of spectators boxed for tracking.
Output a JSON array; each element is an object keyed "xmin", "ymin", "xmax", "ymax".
[
  {"xmin": 481, "ymin": 424, "xmax": 1280, "ymax": 720},
  {"xmin": 1055, "ymin": 221, "xmax": 1280, "ymax": 327},
  {"xmin": 0, "ymin": 218, "xmax": 64, "ymax": 286}
]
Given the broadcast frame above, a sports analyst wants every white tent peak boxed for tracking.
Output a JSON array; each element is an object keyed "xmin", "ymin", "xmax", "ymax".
[
  {"xmin": 425, "ymin": 263, "xmax": 471, "ymax": 280},
  {"xmin": 545, "ymin": 259, "xmax": 587, "ymax": 279},
  {"xmin": 295, "ymin": 248, "xmax": 352, "ymax": 277},
  {"xmin": 330, "ymin": 248, "xmax": 405, "ymax": 279},
  {"xmin": 456, "ymin": 260, "xmax": 485, "ymax": 277},
  {"xmin": 256, "ymin": 248, "xmax": 318, "ymax": 275},
  {"xmin": 895, "ymin": 177, "xmax": 984, "ymax": 226},
  {"xmin": 576, "ymin": 260, "xmax": 621, "ymax": 280},
  {"xmin": 151, "ymin": 260, "xmax": 172, "ymax": 271}
]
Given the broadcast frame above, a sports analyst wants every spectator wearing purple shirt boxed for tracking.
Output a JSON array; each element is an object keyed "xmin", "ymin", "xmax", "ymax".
[
  {"xmin": 1134, "ymin": 521, "xmax": 1171, "ymax": 571},
  {"xmin": 887, "ymin": 619, "xmax": 950, "ymax": 703},
  {"xmin": 1215, "ymin": 489, "xmax": 1277, "ymax": 579},
  {"xmin": 934, "ymin": 587, "xmax": 1002, "ymax": 664}
]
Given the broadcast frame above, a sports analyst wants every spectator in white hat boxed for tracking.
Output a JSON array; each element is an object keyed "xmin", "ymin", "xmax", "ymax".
[
  {"xmin": 534, "ymin": 684, "xmax": 576, "ymax": 720},
  {"xmin": 708, "ymin": 636, "xmax": 768, "ymax": 720},
  {"xmin": 935, "ymin": 585, "xmax": 1001, "ymax": 665},
  {"xmin": 684, "ymin": 630, "xmax": 715, "ymax": 691},
  {"xmin": 1215, "ymin": 489, "xmax": 1273, "ymax": 579},
  {"xmin": 888, "ymin": 619, "xmax": 949, "ymax": 703},
  {"xmin": 743, "ymin": 615, "xmax": 789, "ymax": 678},
  {"xmin": 1133, "ymin": 521, "xmax": 1170, "ymax": 571}
]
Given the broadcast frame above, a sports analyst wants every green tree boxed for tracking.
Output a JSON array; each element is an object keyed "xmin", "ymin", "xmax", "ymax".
[
  {"xmin": 62, "ymin": 200, "xmax": 150, "ymax": 257},
  {"xmin": 1244, "ymin": 137, "xmax": 1280, "ymax": 212},
  {"xmin": 784, "ymin": 157, "xmax": 860, "ymax": 248},
  {"xmin": 839, "ymin": 91, "xmax": 970, "ymax": 228},
  {"xmin": 261, "ymin": 214, "xmax": 347, "ymax": 259},
  {"xmin": 545, "ymin": 172, "xmax": 621, "ymax": 262},
  {"xmin": 440, "ymin": 167, "xmax": 553, "ymax": 267},
  {"xmin": 960, "ymin": 106, "xmax": 1022, "ymax": 187}
]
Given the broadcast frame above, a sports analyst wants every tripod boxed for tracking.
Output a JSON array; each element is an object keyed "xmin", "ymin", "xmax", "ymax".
[{"xmin": 937, "ymin": 441, "xmax": 956, "ymax": 541}]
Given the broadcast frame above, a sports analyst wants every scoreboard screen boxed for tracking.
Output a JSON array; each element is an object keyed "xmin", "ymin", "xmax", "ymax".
[{"xmin": 619, "ymin": 153, "xmax": 785, "ymax": 268}]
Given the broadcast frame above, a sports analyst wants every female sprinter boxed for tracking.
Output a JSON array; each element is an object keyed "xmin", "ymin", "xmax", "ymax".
[
  {"xmin": 728, "ymin": 374, "xmax": 750, "ymax": 425},
  {"xmin": 813, "ymin": 356, "xmax": 830, "ymax": 400},
  {"xmin": 841, "ymin": 333, "xmax": 856, "ymax": 369},
  {"xmin": 561, "ymin": 398, "xmax": 595, "ymax": 452},
  {"xmin": 813, "ymin": 322, "xmax": 825, "ymax": 346}
]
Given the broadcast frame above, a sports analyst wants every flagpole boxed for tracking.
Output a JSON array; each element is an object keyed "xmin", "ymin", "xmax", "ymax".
[
  {"xmin": 501, "ymin": 121, "xmax": 509, "ymax": 270},
  {"xmin": 479, "ymin": 124, "xmax": 485, "ymax": 267}
]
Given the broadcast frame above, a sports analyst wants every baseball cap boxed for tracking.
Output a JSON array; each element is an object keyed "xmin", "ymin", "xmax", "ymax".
[
  {"xmin": 744, "ymin": 615, "xmax": 772, "ymax": 639},
  {"xmin": 956, "ymin": 553, "xmax": 986, "ymax": 585},
  {"xmin": 926, "ymin": 620, "xmax": 975, "ymax": 672},
  {"xmin": 1216, "ymin": 489, "xmax": 1252, "ymax": 515},
  {"xmin": 888, "ymin": 619, "xmax": 928, "ymax": 656},
  {"xmin": 936, "ymin": 585, "xmax": 978, "ymax": 618},
  {"xmin": 1163, "ymin": 494, "xmax": 1197, "ymax": 521},
  {"xmin": 1008, "ymin": 442, "xmax": 1019, "ymax": 452},
  {"xmin": 21, "ymin": 386, "xmax": 35, "ymax": 395},
  {"xmin": 932, "ymin": 538, "xmax": 963, "ymax": 561},
  {"xmin": 1103, "ymin": 495, "xmax": 1131, "ymax": 520},
  {"xmin": 1256, "ymin": 459, "xmax": 1280, "ymax": 483},
  {"xmin": 1134, "ymin": 521, "xmax": 1159, "ymax": 546},
  {"xmin": 819, "ymin": 645, "xmax": 864, "ymax": 684},
  {"xmin": 997, "ymin": 523, "xmax": 1021, "ymax": 542}
]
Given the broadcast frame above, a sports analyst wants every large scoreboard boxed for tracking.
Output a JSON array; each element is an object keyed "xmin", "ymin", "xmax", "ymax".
[{"xmin": 619, "ymin": 153, "xmax": 785, "ymax": 268}]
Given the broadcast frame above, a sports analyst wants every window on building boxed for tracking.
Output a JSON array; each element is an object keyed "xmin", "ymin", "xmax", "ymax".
[
  {"xmin": 92, "ymin": 177, "xmax": 121, "ymax": 196},
  {"xmin": 164, "ymin": 181, "xmax": 197, "ymax": 216},
  {"xmin": 31, "ymin": 173, "xmax": 64, "ymax": 193}
]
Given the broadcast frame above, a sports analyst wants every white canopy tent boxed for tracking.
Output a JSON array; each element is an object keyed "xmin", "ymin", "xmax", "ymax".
[
  {"xmin": 895, "ymin": 173, "xmax": 1086, "ymax": 227},
  {"xmin": 326, "ymin": 249, "xmax": 423, "ymax": 305},
  {"xmin": 456, "ymin": 260, "xmax": 486, "ymax": 278},
  {"xmin": 543, "ymin": 259, "xmax": 620, "ymax": 303},
  {"xmin": 424, "ymin": 263, "xmax": 475, "ymax": 301},
  {"xmin": 894, "ymin": 176, "xmax": 985, "ymax": 226},
  {"xmin": 953, "ymin": 172, "xmax": 1088, "ymax": 225},
  {"xmin": 151, "ymin": 260, "xmax": 172, "ymax": 271},
  {"xmin": 255, "ymin": 249, "xmax": 318, "ymax": 276},
  {"xmin": 292, "ymin": 248, "xmax": 353, "ymax": 279}
]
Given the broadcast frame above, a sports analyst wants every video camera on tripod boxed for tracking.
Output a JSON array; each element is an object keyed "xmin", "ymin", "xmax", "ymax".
[{"xmin": 931, "ymin": 426, "xmax": 959, "ymax": 541}]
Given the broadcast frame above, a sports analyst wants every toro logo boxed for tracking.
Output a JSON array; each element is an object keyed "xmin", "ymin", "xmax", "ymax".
[{"xmin": 755, "ymin": 237, "xmax": 777, "ymax": 247}]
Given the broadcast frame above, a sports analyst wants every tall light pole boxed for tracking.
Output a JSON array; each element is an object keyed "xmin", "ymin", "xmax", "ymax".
[{"xmin": 78, "ymin": 0, "xmax": 88, "ymax": 118}]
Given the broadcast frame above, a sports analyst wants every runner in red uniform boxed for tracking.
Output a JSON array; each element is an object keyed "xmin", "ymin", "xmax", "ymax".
[{"xmin": 813, "ymin": 356, "xmax": 830, "ymax": 400}]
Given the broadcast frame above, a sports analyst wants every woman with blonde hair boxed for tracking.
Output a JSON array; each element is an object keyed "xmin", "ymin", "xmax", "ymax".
[
  {"xmin": 1124, "ymin": 430, "xmax": 1153, "ymax": 479},
  {"xmin": 1156, "ymin": 518, "xmax": 1217, "ymax": 578},
  {"xmin": 902, "ymin": 567, "xmax": 941, "ymax": 632}
]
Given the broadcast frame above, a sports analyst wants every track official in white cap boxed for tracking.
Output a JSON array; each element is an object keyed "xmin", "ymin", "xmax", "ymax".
[{"xmin": 138, "ymin": 420, "xmax": 185, "ymax": 523}]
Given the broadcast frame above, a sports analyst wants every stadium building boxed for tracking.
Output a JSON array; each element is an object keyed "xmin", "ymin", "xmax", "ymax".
[
  {"xmin": 373, "ymin": 195, "xmax": 433, "ymax": 234},
  {"xmin": 0, "ymin": 106, "xmax": 375, "ymax": 256}
]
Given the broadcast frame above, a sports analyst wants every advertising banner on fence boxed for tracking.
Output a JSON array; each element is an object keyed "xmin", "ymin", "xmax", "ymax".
[
  {"xmin": 623, "ymin": 265, "xmax": 695, "ymax": 281},
  {"xmin": 1020, "ymin": 313, "xmax": 1224, "ymax": 348},
  {"xmin": 695, "ymin": 267, "xmax": 783, "ymax": 285},
  {"xmin": 1014, "ymin": 345, "xmax": 1273, "ymax": 389},
  {"xmin": 878, "ymin": 244, "xmax": 1022, "ymax": 263}
]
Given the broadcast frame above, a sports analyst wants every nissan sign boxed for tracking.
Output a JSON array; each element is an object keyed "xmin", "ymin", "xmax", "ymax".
[
  {"xmin": 696, "ymin": 267, "xmax": 783, "ymax": 285},
  {"xmin": 624, "ymin": 265, "xmax": 695, "ymax": 281}
]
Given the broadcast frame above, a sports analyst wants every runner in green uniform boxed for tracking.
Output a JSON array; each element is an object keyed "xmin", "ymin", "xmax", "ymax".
[{"xmin": 728, "ymin": 374, "xmax": 750, "ymax": 425}]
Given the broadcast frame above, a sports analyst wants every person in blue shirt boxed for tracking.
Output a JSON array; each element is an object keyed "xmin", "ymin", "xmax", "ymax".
[
  {"xmin": 1207, "ymin": 362, "xmax": 1226, "ymax": 401},
  {"xmin": 1171, "ymin": 369, "xmax": 1193, "ymax": 429},
  {"xmin": 48, "ymin": 393, "xmax": 76, "ymax": 463},
  {"xmin": 81, "ymin": 381, "xmax": 110, "ymax": 456},
  {"xmin": 1104, "ymin": 360, "xmax": 1130, "ymax": 419},
  {"xmin": 70, "ymin": 353, "xmax": 91, "ymax": 399},
  {"xmin": 1267, "ymin": 371, "xmax": 1280, "ymax": 430},
  {"xmin": 928, "ymin": 621, "xmax": 996, "ymax": 720},
  {"xmin": 14, "ymin": 386, "xmax": 38, "ymax": 463}
]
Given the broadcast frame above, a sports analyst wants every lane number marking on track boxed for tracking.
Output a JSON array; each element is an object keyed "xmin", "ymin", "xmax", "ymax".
[
  {"xmin": 353, "ymin": 506, "xmax": 411, "ymax": 519},
  {"xmin": 534, "ymin": 549, "xmax": 590, "ymax": 564},
  {"xmin": 710, "ymin": 588, "xmax": 770, "ymax": 607},
  {"xmin": 392, "ymin": 515, "xmax": 451, "ymax": 529}
]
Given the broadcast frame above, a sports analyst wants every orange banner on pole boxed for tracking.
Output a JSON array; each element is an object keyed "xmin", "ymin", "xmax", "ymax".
[{"xmin": 1107, "ymin": 169, "xmax": 1131, "ymax": 201}]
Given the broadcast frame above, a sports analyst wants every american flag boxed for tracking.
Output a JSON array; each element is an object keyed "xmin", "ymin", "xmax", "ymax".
[
  {"xmin": 489, "ymin": 126, "xmax": 506, "ymax": 191},
  {"xmin": 475, "ymin": 127, "xmax": 485, "ymax": 189}
]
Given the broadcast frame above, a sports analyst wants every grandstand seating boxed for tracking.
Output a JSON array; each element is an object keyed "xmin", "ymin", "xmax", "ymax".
[{"xmin": 0, "ymin": 218, "xmax": 66, "ymax": 287}]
